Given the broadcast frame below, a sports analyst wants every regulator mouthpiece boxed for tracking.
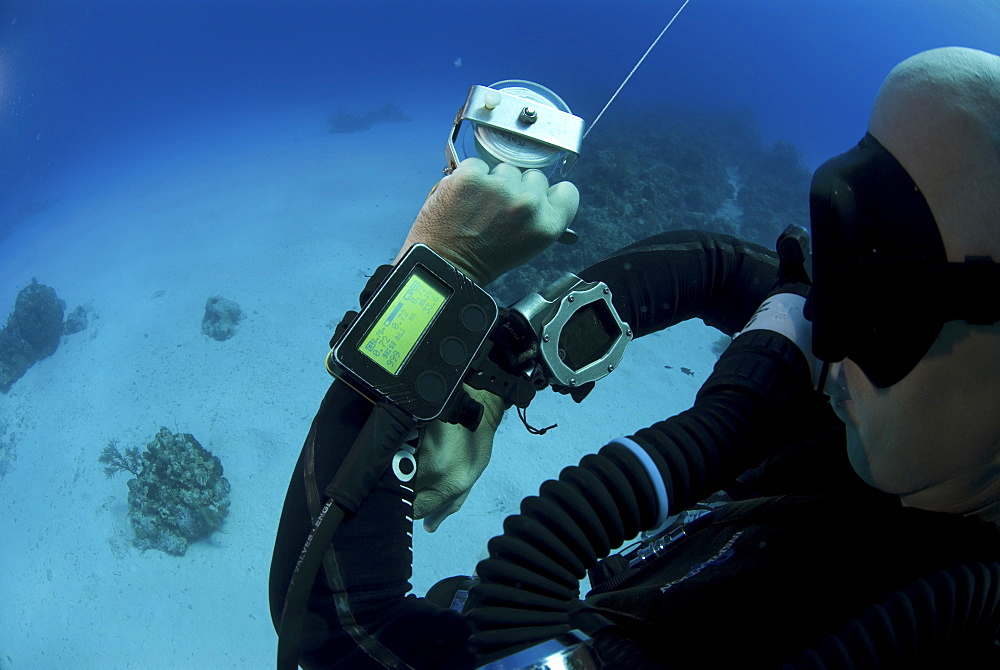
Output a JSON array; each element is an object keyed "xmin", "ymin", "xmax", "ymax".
[{"xmin": 445, "ymin": 80, "xmax": 584, "ymax": 181}]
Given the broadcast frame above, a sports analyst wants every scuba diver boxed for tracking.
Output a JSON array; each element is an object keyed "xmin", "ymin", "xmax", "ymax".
[{"xmin": 269, "ymin": 46, "xmax": 1000, "ymax": 668}]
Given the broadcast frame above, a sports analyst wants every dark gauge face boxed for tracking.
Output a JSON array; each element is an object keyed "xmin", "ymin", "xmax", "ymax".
[{"xmin": 559, "ymin": 300, "xmax": 618, "ymax": 373}]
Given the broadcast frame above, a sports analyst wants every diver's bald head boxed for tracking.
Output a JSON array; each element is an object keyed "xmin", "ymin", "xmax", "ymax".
[{"xmin": 868, "ymin": 47, "xmax": 1000, "ymax": 260}]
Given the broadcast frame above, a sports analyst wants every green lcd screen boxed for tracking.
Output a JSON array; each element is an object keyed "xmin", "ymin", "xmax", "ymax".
[{"xmin": 359, "ymin": 266, "xmax": 450, "ymax": 375}]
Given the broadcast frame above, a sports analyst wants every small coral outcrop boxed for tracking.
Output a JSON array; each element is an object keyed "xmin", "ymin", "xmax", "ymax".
[
  {"xmin": 63, "ymin": 302, "xmax": 97, "ymax": 336},
  {"xmin": 100, "ymin": 428, "xmax": 231, "ymax": 556},
  {"xmin": 201, "ymin": 295, "xmax": 244, "ymax": 341}
]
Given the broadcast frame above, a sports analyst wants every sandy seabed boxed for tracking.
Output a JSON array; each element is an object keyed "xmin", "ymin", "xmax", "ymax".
[{"xmin": 0, "ymin": 105, "xmax": 720, "ymax": 668}]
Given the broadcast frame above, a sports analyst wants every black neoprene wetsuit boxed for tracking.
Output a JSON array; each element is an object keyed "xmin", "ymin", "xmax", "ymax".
[{"xmin": 268, "ymin": 230, "xmax": 1000, "ymax": 669}]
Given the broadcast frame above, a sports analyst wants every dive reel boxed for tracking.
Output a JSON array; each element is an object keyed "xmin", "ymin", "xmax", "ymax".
[{"xmin": 446, "ymin": 80, "xmax": 586, "ymax": 244}]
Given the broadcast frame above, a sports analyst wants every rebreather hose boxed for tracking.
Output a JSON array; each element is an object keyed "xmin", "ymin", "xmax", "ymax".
[{"xmin": 583, "ymin": 0, "xmax": 693, "ymax": 141}]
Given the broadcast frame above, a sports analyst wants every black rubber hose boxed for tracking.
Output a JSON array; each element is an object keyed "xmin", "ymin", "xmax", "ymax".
[
  {"xmin": 464, "ymin": 328, "xmax": 815, "ymax": 659},
  {"xmin": 788, "ymin": 561, "xmax": 1000, "ymax": 670},
  {"xmin": 578, "ymin": 229, "xmax": 779, "ymax": 338}
]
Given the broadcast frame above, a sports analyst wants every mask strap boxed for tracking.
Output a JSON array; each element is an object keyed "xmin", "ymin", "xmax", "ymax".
[{"xmin": 815, "ymin": 359, "xmax": 831, "ymax": 393}]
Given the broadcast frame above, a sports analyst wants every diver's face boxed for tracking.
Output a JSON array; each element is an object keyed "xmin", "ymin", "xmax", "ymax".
[
  {"xmin": 834, "ymin": 358, "xmax": 901, "ymax": 491},
  {"xmin": 831, "ymin": 320, "xmax": 1000, "ymax": 515}
]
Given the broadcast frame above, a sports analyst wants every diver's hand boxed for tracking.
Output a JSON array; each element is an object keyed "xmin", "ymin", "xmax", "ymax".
[
  {"xmin": 739, "ymin": 225, "xmax": 820, "ymax": 386},
  {"xmin": 412, "ymin": 386, "xmax": 509, "ymax": 532},
  {"xmin": 394, "ymin": 158, "xmax": 580, "ymax": 286}
]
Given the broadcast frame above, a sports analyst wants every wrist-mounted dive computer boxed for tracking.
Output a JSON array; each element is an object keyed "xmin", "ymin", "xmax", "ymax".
[
  {"xmin": 327, "ymin": 244, "xmax": 633, "ymax": 425},
  {"xmin": 326, "ymin": 243, "xmax": 499, "ymax": 423}
]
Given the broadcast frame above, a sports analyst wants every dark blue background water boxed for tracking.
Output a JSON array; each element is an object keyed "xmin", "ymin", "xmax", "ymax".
[{"xmin": 1, "ymin": 0, "xmax": 997, "ymax": 236}]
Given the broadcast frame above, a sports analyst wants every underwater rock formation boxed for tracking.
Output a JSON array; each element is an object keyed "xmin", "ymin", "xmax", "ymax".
[
  {"xmin": 100, "ymin": 428, "xmax": 231, "ymax": 556},
  {"xmin": 327, "ymin": 102, "xmax": 412, "ymax": 133},
  {"xmin": 63, "ymin": 302, "xmax": 96, "ymax": 336},
  {"xmin": 201, "ymin": 295, "xmax": 244, "ymax": 341},
  {"xmin": 0, "ymin": 279, "xmax": 66, "ymax": 392},
  {"xmin": 488, "ymin": 107, "xmax": 811, "ymax": 304}
]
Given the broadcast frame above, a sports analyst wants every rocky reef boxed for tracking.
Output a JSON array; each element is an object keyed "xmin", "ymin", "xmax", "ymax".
[
  {"xmin": 100, "ymin": 428, "xmax": 231, "ymax": 556},
  {"xmin": 327, "ymin": 102, "xmax": 411, "ymax": 133},
  {"xmin": 0, "ymin": 279, "xmax": 66, "ymax": 393},
  {"xmin": 488, "ymin": 107, "xmax": 811, "ymax": 304}
]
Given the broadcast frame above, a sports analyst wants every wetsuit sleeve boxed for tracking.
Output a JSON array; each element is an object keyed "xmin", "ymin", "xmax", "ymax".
[
  {"xmin": 577, "ymin": 229, "xmax": 779, "ymax": 337},
  {"xmin": 268, "ymin": 381, "xmax": 475, "ymax": 670}
]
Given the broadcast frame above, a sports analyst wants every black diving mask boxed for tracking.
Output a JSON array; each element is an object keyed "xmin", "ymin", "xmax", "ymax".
[{"xmin": 805, "ymin": 132, "xmax": 1000, "ymax": 388}]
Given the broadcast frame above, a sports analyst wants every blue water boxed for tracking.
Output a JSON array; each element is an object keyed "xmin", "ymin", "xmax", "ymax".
[
  {"xmin": 3, "ymin": 0, "xmax": 997, "ymax": 230},
  {"xmin": 1, "ymin": 1, "xmax": 998, "ymax": 667}
]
